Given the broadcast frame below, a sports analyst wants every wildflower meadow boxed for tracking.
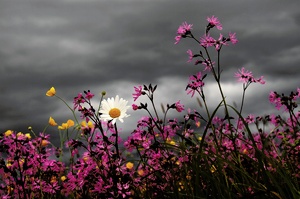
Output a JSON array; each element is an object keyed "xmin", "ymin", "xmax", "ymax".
[{"xmin": 1, "ymin": 16, "xmax": 299, "ymax": 199}]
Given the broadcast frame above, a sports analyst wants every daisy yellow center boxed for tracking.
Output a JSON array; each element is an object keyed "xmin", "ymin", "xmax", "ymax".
[{"xmin": 109, "ymin": 108, "xmax": 121, "ymax": 118}]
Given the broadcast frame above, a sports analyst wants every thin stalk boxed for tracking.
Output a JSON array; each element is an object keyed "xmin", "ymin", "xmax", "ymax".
[{"xmin": 114, "ymin": 123, "xmax": 120, "ymax": 158}]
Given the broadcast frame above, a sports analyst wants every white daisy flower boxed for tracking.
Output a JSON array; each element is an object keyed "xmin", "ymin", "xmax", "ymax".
[{"xmin": 99, "ymin": 95, "xmax": 130, "ymax": 124}]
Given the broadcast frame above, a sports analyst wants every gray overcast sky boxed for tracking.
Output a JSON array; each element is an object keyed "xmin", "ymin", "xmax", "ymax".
[{"xmin": 1, "ymin": 0, "xmax": 300, "ymax": 138}]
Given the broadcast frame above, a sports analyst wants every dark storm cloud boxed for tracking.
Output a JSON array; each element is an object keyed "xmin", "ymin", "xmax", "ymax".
[{"xmin": 1, "ymin": 0, "xmax": 300, "ymax": 135}]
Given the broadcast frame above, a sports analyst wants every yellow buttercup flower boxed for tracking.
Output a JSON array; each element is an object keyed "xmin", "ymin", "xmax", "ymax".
[
  {"xmin": 25, "ymin": 133, "xmax": 31, "ymax": 139},
  {"xmin": 58, "ymin": 119, "xmax": 75, "ymax": 130},
  {"xmin": 46, "ymin": 87, "xmax": 56, "ymax": 97},
  {"xmin": 81, "ymin": 120, "xmax": 94, "ymax": 129},
  {"xmin": 4, "ymin": 130, "xmax": 13, "ymax": 137},
  {"xmin": 210, "ymin": 165, "xmax": 217, "ymax": 173},
  {"xmin": 41, "ymin": 140, "xmax": 49, "ymax": 147},
  {"xmin": 17, "ymin": 132, "xmax": 24, "ymax": 138},
  {"xmin": 166, "ymin": 138, "xmax": 176, "ymax": 145},
  {"xmin": 126, "ymin": 162, "xmax": 134, "ymax": 170},
  {"xmin": 137, "ymin": 169, "xmax": 144, "ymax": 176},
  {"xmin": 195, "ymin": 121, "xmax": 201, "ymax": 127},
  {"xmin": 50, "ymin": 176, "xmax": 57, "ymax": 183},
  {"xmin": 61, "ymin": 176, "xmax": 67, "ymax": 182},
  {"xmin": 49, "ymin": 117, "xmax": 58, "ymax": 126},
  {"xmin": 7, "ymin": 186, "xmax": 13, "ymax": 195}
]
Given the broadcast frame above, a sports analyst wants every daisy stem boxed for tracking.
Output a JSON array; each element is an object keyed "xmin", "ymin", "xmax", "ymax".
[{"xmin": 114, "ymin": 123, "xmax": 120, "ymax": 158}]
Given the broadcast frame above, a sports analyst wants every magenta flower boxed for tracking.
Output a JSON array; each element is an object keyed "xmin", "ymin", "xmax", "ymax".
[
  {"xmin": 132, "ymin": 104, "xmax": 139, "ymax": 110},
  {"xmin": 207, "ymin": 15, "xmax": 222, "ymax": 30},
  {"xmin": 175, "ymin": 22, "xmax": 193, "ymax": 44},
  {"xmin": 235, "ymin": 67, "xmax": 266, "ymax": 85},
  {"xmin": 186, "ymin": 72, "xmax": 205, "ymax": 97},
  {"xmin": 84, "ymin": 90, "xmax": 94, "ymax": 100},
  {"xmin": 73, "ymin": 93, "xmax": 85, "ymax": 110},
  {"xmin": 255, "ymin": 76, "xmax": 266, "ymax": 84},
  {"xmin": 229, "ymin": 32, "xmax": 238, "ymax": 44},
  {"xmin": 215, "ymin": 33, "xmax": 228, "ymax": 51},
  {"xmin": 201, "ymin": 59, "xmax": 215, "ymax": 71},
  {"xmin": 175, "ymin": 100, "xmax": 185, "ymax": 112},
  {"xmin": 235, "ymin": 67, "xmax": 254, "ymax": 83},
  {"xmin": 177, "ymin": 22, "xmax": 193, "ymax": 35},
  {"xmin": 269, "ymin": 91, "xmax": 282, "ymax": 110},
  {"xmin": 132, "ymin": 85, "xmax": 143, "ymax": 101},
  {"xmin": 200, "ymin": 34, "xmax": 216, "ymax": 48},
  {"xmin": 187, "ymin": 49, "xmax": 193, "ymax": 62}
]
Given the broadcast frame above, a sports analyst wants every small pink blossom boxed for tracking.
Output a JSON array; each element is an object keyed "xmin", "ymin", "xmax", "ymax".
[
  {"xmin": 235, "ymin": 67, "xmax": 253, "ymax": 83},
  {"xmin": 84, "ymin": 90, "xmax": 94, "ymax": 100},
  {"xmin": 177, "ymin": 22, "xmax": 193, "ymax": 35},
  {"xmin": 269, "ymin": 91, "xmax": 282, "ymax": 110},
  {"xmin": 201, "ymin": 59, "xmax": 215, "ymax": 71},
  {"xmin": 186, "ymin": 72, "xmax": 205, "ymax": 97},
  {"xmin": 132, "ymin": 104, "xmax": 139, "ymax": 111},
  {"xmin": 215, "ymin": 33, "xmax": 228, "ymax": 51},
  {"xmin": 133, "ymin": 85, "xmax": 143, "ymax": 101},
  {"xmin": 200, "ymin": 34, "xmax": 216, "ymax": 48},
  {"xmin": 255, "ymin": 76, "xmax": 266, "ymax": 84},
  {"xmin": 175, "ymin": 100, "xmax": 185, "ymax": 112},
  {"xmin": 175, "ymin": 22, "xmax": 193, "ymax": 44},
  {"xmin": 229, "ymin": 32, "xmax": 238, "ymax": 44},
  {"xmin": 207, "ymin": 15, "xmax": 222, "ymax": 30},
  {"xmin": 187, "ymin": 49, "xmax": 193, "ymax": 62}
]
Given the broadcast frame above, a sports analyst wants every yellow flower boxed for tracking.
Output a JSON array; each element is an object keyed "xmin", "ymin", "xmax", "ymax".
[
  {"xmin": 61, "ymin": 176, "xmax": 67, "ymax": 182},
  {"xmin": 17, "ymin": 132, "xmax": 24, "ymax": 138},
  {"xmin": 6, "ymin": 159, "xmax": 13, "ymax": 167},
  {"xmin": 19, "ymin": 159, "xmax": 25, "ymax": 167},
  {"xmin": 25, "ymin": 133, "xmax": 31, "ymax": 139},
  {"xmin": 58, "ymin": 119, "xmax": 74, "ymax": 130},
  {"xmin": 41, "ymin": 140, "xmax": 49, "ymax": 147},
  {"xmin": 49, "ymin": 117, "xmax": 58, "ymax": 126},
  {"xmin": 126, "ymin": 162, "xmax": 134, "ymax": 170},
  {"xmin": 210, "ymin": 165, "xmax": 217, "ymax": 173},
  {"xmin": 50, "ymin": 176, "xmax": 57, "ymax": 183},
  {"xmin": 4, "ymin": 130, "xmax": 13, "ymax": 137},
  {"xmin": 137, "ymin": 169, "xmax": 144, "ymax": 176},
  {"xmin": 196, "ymin": 121, "xmax": 201, "ymax": 127},
  {"xmin": 80, "ymin": 120, "xmax": 94, "ymax": 129},
  {"xmin": 7, "ymin": 186, "xmax": 13, "ymax": 195},
  {"xmin": 46, "ymin": 87, "xmax": 56, "ymax": 97},
  {"xmin": 166, "ymin": 138, "xmax": 176, "ymax": 145},
  {"xmin": 87, "ymin": 121, "xmax": 94, "ymax": 128}
]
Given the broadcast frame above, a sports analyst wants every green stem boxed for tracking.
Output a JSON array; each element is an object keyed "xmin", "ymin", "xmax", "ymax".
[
  {"xmin": 55, "ymin": 95, "xmax": 79, "ymax": 125},
  {"xmin": 114, "ymin": 123, "xmax": 120, "ymax": 158}
]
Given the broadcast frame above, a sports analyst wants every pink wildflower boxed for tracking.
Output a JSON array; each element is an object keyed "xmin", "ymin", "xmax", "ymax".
[
  {"xmin": 175, "ymin": 22, "xmax": 193, "ymax": 44},
  {"xmin": 175, "ymin": 100, "xmax": 185, "ymax": 112},
  {"xmin": 132, "ymin": 104, "xmax": 139, "ymax": 111},
  {"xmin": 269, "ymin": 91, "xmax": 282, "ymax": 110},
  {"xmin": 229, "ymin": 32, "xmax": 238, "ymax": 44},
  {"xmin": 200, "ymin": 34, "xmax": 216, "ymax": 48},
  {"xmin": 186, "ymin": 72, "xmax": 205, "ymax": 97},
  {"xmin": 215, "ymin": 33, "xmax": 228, "ymax": 51},
  {"xmin": 187, "ymin": 49, "xmax": 193, "ymax": 62},
  {"xmin": 133, "ymin": 85, "xmax": 143, "ymax": 101},
  {"xmin": 84, "ymin": 90, "xmax": 94, "ymax": 100},
  {"xmin": 235, "ymin": 67, "xmax": 253, "ymax": 84},
  {"xmin": 207, "ymin": 15, "xmax": 222, "ymax": 30},
  {"xmin": 254, "ymin": 76, "xmax": 266, "ymax": 84}
]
